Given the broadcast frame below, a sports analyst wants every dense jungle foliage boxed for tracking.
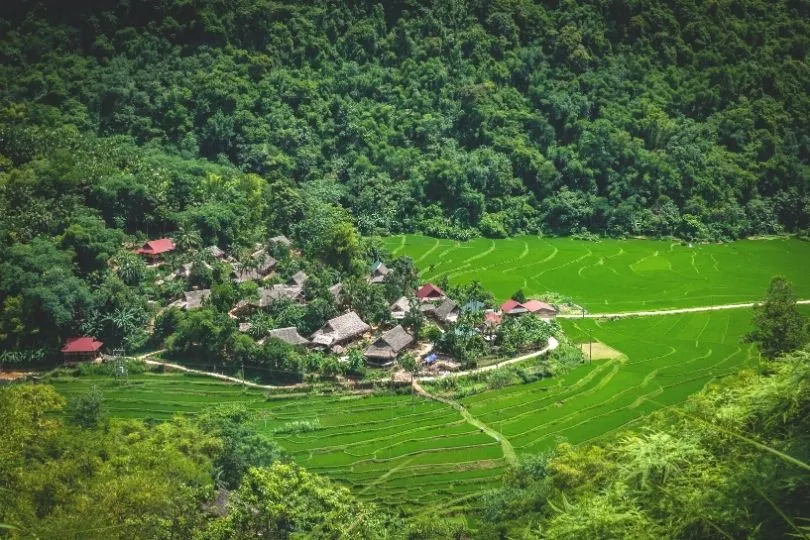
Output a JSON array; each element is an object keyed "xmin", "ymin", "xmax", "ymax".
[{"xmin": 2, "ymin": 0, "xmax": 810, "ymax": 243}]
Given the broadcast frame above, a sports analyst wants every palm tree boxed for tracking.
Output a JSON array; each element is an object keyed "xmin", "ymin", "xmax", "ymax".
[{"xmin": 174, "ymin": 224, "xmax": 202, "ymax": 252}]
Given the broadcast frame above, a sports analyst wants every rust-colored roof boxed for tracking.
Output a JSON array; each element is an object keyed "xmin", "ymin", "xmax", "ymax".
[
  {"xmin": 485, "ymin": 311, "xmax": 502, "ymax": 325},
  {"xmin": 416, "ymin": 283, "xmax": 445, "ymax": 299},
  {"xmin": 137, "ymin": 238, "xmax": 175, "ymax": 255},
  {"xmin": 522, "ymin": 300, "xmax": 556, "ymax": 313},
  {"xmin": 500, "ymin": 299, "xmax": 523, "ymax": 312},
  {"xmin": 61, "ymin": 337, "xmax": 103, "ymax": 353}
]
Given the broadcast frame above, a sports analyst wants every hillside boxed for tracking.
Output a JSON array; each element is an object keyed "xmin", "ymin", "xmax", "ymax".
[{"xmin": 2, "ymin": 0, "xmax": 810, "ymax": 242}]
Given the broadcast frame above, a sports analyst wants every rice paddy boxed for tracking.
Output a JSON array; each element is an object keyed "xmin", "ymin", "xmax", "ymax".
[
  {"xmin": 382, "ymin": 234, "xmax": 810, "ymax": 312},
  {"xmin": 46, "ymin": 306, "xmax": 792, "ymax": 512}
]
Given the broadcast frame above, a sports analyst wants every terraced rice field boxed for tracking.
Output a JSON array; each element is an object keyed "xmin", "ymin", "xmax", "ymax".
[
  {"xmin": 463, "ymin": 308, "xmax": 769, "ymax": 455},
  {"xmin": 48, "ymin": 375, "xmax": 503, "ymax": 511},
  {"xmin": 47, "ymin": 307, "xmax": 801, "ymax": 512},
  {"xmin": 382, "ymin": 234, "xmax": 810, "ymax": 312}
]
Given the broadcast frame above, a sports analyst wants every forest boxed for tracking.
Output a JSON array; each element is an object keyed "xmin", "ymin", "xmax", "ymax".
[{"xmin": 2, "ymin": 0, "xmax": 809, "ymax": 243}]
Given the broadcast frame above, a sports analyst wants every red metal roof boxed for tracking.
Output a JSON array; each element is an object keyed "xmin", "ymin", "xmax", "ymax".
[
  {"xmin": 416, "ymin": 283, "xmax": 445, "ymax": 299},
  {"xmin": 500, "ymin": 299, "xmax": 523, "ymax": 312},
  {"xmin": 137, "ymin": 238, "xmax": 175, "ymax": 255},
  {"xmin": 61, "ymin": 337, "xmax": 103, "ymax": 353},
  {"xmin": 522, "ymin": 300, "xmax": 556, "ymax": 313}
]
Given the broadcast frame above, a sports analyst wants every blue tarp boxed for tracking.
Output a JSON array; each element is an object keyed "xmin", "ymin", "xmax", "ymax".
[{"xmin": 424, "ymin": 353, "xmax": 438, "ymax": 364}]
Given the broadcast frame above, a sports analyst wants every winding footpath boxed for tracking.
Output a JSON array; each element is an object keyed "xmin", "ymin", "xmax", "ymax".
[{"xmin": 412, "ymin": 379, "xmax": 518, "ymax": 466}]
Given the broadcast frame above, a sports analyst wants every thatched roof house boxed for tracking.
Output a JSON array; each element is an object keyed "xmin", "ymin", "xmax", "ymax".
[
  {"xmin": 264, "ymin": 327, "xmax": 309, "ymax": 346},
  {"xmin": 364, "ymin": 325, "xmax": 414, "ymax": 363},
  {"xmin": 170, "ymin": 289, "xmax": 211, "ymax": 310},
  {"xmin": 288, "ymin": 271, "xmax": 308, "ymax": 287},
  {"xmin": 433, "ymin": 298, "xmax": 460, "ymax": 323},
  {"xmin": 270, "ymin": 235, "xmax": 292, "ymax": 247},
  {"xmin": 231, "ymin": 285, "xmax": 302, "ymax": 316},
  {"xmin": 232, "ymin": 253, "xmax": 277, "ymax": 282},
  {"xmin": 310, "ymin": 311, "xmax": 370, "ymax": 347},
  {"xmin": 390, "ymin": 296, "xmax": 411, "ymax": 319},
  {"xmin": 368, "ymin": 261, "xmax": 390, "ymax": 284},
  {"xmin": 206, "ymin": 245, "xmax": 226, "ymax": 259}
]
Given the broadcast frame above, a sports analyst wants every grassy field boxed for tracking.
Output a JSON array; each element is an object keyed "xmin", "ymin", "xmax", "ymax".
[
  {"xmin": 45, "ymin": 307, "xmax": 794, "ymax": 513},
  {"xmin": 382, "ymin": 234, "xmax": 810, "ymax": 312}
]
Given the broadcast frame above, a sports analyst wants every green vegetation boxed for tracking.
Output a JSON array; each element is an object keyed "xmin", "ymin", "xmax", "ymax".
[
  {"xmin": 475, "ymin": 344, "xmax": 810, "ymax": 539},
  {"xmin": 3, "ymin": 0, "xmax": 810, "ymax": 242},
  {"xmin": 384, "ymin": 234, "xmax": 810, "ymax": 309}
]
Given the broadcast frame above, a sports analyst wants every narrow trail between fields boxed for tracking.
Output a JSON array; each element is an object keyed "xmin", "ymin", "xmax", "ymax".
[
  {"xmin": 558, "ymin": 299, "xmax": 810, "ymax": 319},
  {"xmin": 412, "ymin": 379, "xmax": 518, "ymax": 466}
]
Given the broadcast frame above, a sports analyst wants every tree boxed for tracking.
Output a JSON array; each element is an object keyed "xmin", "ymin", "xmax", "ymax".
[
  {"xmin": 511, "ymin": 288, "xmax": 527, "ymax": 303},
  {"xmin": 403, "ymin": 297, "xmax": 425, "ymax": 341},
  {"xmin": 69, "ymin": 386, "xmax": 106, "ymax": 428},
  {"xmin": 745, "ymin": 277, "xmax": 809, "ymax": 359},
  {"xmin": 199, "ymin": 464, "xmax": 389, "ymax": 539}
]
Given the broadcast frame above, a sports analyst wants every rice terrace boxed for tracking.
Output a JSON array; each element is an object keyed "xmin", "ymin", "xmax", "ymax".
[{"xmin": 383, "ymin": 234, "xmax": 810, "ymax": 311}]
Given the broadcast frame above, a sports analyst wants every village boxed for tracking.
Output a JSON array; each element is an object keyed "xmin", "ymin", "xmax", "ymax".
[{"xmin": 60, "ymin": 234, "xmax": 560, "ymax": 381}]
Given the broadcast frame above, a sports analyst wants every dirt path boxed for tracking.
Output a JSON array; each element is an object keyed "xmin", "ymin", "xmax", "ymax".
[
  {"xmin": 138, "ymin": 351, "xmax": 308, "ymax": 391},
  {"xmin": 557, "ymin": 299, "xmax": 810, "ymax": 319},
  {"xmin": 412, "ymin": 379, "xmax": 518, "ymax": 466},
  {"xmin": 416, "ymin": 337, "xmax": 559, "ymax": 382}
]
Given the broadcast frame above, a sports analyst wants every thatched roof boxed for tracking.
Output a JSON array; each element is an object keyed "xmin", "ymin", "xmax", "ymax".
[
  {"xmin": 266, "ymin": 327, "xmax": 309, "ymax": 346},
  {"xmin": 368, "ymin": 261, "xmax": 390, "ymax": 284},
  {"xmin": 232, "ymin": 253, "xmax": 277, "ymax": 282},
  {"xmin": 391, "ymin": 296, "xmax": 410, "ymax": 313},
  {"xmin": 270, "ymin": 235, "xmax": 292, "ymax": 247},
  {"xmin": 288, "ymin": 271, "xmax": 308, "ymax": 287},
  {"xmin": 206, "ymin": 245, "xmax": 225, "ymax": 259},
  {"xmin": 311, "ymin": 311, "xmax": 370, "ymax": 347},
  {"xmin": 433, "ymin": 298, "xmax": 459, "ymax": 322},
  {"xmin": 364, "ymin": 325, "xmax": 414, "ymax": 360},
  {"xmin": 186, "ymin": 289, "xmax": 212, "ymax": 309}
]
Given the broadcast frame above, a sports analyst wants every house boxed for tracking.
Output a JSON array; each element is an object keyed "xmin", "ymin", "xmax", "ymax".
[
  {"xmin": 432, "ymin": 298, "xmax": 460, "ymax": 323},
  {"xmin": 416, "ymin": 283, "xmax": 446, "ymax": 302},
  {"xmin": 230, "ymin": 285, "xmax": 302, "ymax": 317},
  {"xmin": 232, "ymin": 253, "xmax": 277, "ymax": 282},
  {"xmin": 390, "ymin": 296, "xmax": 411, "ymax": 320},
  {"xmin": 368, "ymin": 261, "xmax": 390, "ymax": 284},
  {"xmin": 500, "ymin": 299, "xmax": 557, "ymax": 319},
  {"xmin": 263, "ymin": 327, "xmax": 309, "ymax": 346},
  {"xmin": 364, "ymin": 325, "xmax": 414, "ymax": 364},
  {"xmin": 270, "ymin": 235, "xmax": 292, "ymax": 247},
  {"xmin": 61, "ymin": 336, "xmax": 103, "ymax": 363},
  {"xmin": 136, "ymin": 238, "xmax": 175, "ymax": 262},
  {"xmin": 500, "ymin": 299, "xmax": 528, "ymax": 316},
  {"xmin": 206, "ymin": 245, "xmax": 226, "ymax": 259},
  {"xmin": 310, "ymin": 311, "xmax": 370, "ymax": 348},
  {"xmin": 288, "ymin": 271, "xmax": 308, "ymax": 288},
  {"xmin": 521, "ymin": 299, "xmax": 558, "ymax": 319},
  {"xmin": 170, "ymin": 289, "xmax": 211, "ymax": 310}
]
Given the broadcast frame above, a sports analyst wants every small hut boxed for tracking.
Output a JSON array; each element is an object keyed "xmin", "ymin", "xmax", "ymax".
[
  {"xmin": 364, "ymin": 325, "xmax": 414, "ymax": 364},
  {"xmin": 61, "ymin": 337, "xmax": 104, "ymax": 363}
]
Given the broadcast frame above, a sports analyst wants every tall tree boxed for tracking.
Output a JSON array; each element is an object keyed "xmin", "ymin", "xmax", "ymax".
[{"xmin": 745, "ymin": 277, "xmax": 809, "ymax": 359}]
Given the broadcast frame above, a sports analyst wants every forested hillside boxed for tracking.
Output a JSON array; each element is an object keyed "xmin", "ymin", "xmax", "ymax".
[{"xmin": 2, "ymin": 0, "xmax": 809, "ymax": 241}]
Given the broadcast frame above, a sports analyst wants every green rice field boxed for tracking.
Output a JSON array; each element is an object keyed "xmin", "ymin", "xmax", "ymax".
[
  {"xmin": 46, "ymin": 307, "xmax": 797, "ymax": 512},
  {"xmin": 382, "ymin": 234, "xmax": 810, "ymax": 312}
]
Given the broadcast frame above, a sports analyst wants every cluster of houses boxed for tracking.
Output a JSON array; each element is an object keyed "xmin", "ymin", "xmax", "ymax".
[{"xmin": 62, "ymin": 235, "xmax": 557, "ymax": 368}]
